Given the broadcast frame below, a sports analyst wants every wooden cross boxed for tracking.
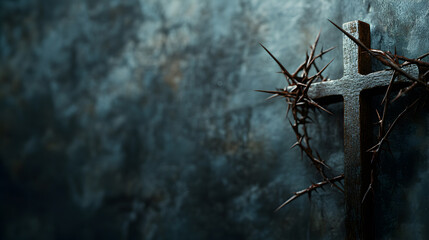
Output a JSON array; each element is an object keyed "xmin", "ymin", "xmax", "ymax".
[{"xmin": 306, "ymin": 21, "xmax": 418, "ymax": 239}]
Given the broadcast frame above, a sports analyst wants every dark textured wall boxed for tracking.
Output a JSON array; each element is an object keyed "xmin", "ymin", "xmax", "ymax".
[{"xmin": 0, "ymin": 0, "xmax": 428, "ymax": 239}]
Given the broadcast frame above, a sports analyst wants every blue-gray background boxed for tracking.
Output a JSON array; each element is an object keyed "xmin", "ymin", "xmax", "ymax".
[{"xmin": 1, "ymin": 0, "xmax": 428, "ymax": 239}]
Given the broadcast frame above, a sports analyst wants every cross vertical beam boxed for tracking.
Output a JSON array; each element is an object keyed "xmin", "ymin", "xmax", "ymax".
[
  {"xmin": 341, "ymin": 21, "xmax": 374, "ymax": 240},
  {"xmin": 343, "ymin": 21, "xmax": 371, "ymax": 75}
]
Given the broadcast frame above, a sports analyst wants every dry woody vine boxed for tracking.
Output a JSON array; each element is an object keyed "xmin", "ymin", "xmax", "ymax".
[{"xmin": 258, "ymin": 20, "xmax": 429, "ymax": 211}]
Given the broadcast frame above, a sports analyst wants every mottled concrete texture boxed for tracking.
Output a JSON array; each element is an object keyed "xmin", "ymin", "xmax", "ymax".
[{"xmin": 0, "ymin": 0, "xmax": 428, "ymax": 239}]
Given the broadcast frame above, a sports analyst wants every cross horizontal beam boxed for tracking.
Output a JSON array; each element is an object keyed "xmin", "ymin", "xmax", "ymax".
[{"xmin": 297, "ymin": 65, "xmax": 419, "ymax": 99}]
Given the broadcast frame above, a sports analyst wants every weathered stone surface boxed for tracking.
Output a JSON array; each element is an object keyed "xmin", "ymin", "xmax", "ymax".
[{"xmin": 0, "ymin": 0, "xmax": 428, "ymax": 239}]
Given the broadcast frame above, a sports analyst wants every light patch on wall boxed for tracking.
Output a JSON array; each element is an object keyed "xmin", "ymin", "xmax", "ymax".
[{"xmin": 163, "ymin": 59, "xmax": 182, "ymax": 91}]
